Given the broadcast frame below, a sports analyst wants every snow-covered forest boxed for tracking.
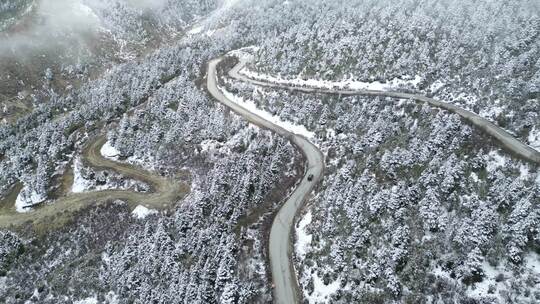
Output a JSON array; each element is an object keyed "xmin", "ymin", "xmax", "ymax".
[
  {"xmin": 0, "ymin": 27, "xmax": 302, "ymax": 302},
  {"xmin": 245, "ymin": 0, "xmax": 540, "ymax": 146},
  {"xmin": 0, "ymin": 0, "xmax": 539, "ymax": 303},
  {"xmin": 227, "ymin": 77, "xmax": 539, "ymax": 303}
]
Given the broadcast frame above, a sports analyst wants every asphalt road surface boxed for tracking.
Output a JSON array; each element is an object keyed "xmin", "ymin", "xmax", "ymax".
[
  {"xmin": 218, "ymin": 53, "xmax": 540, "ymax": 303},
  {"xmin": 207, "ymin": 57, "xmax": 324, "ymax": 304},
  {"xmin": 230, "ymin": 57, "xmax": 540, "ymax": 165}
]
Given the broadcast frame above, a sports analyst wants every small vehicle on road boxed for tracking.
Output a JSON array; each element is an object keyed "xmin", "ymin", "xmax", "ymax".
[{"xmin": 307, "ymin": 174, "xmax": 314, "ymax": 181}]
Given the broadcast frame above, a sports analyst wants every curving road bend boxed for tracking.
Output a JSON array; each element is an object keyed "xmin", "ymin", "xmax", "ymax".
[
  {"xmin": 0, "ymin": 136, "xmax": 189, "ymax": 230},
  {"xmin": 207, "ymin": 57, "xmax": 324, "ymax": 304},
  {"xmin": 213, "ymin": 53, "xmax": 540, "ymax": 303},
  {"xmin": 230, "ymin": 57, "xmax": 540, "ymax": 165}
]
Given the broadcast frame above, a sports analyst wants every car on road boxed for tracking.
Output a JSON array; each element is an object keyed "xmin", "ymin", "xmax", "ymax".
[{"xmin": 307, "ymin": 174, "xmax": 314, "ymax": 181}]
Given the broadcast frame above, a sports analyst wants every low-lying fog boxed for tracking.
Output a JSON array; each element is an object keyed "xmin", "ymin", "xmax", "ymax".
[
  {"xmin": 0, "ymin": 0, "xmax": 175, "ymax": 100},
  {"xmin": 0, "ymin": 0, "xmax": 170, "ymax": 58}
]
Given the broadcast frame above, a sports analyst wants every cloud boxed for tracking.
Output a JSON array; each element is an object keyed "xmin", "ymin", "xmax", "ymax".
[
  {"xmin": 125, "ymin": 0, "xmax": 168, "ymax": 10},
  {"xmin": 38, "ymin": 0, "xmax": 101, "ymax": 31},
  {"xmin": 0, "ymin": 0, "xmax": 104, "ymax": 56},
  {"xmin": 0, "ymin": 0, "xmax": 172, "ymax": 59}
]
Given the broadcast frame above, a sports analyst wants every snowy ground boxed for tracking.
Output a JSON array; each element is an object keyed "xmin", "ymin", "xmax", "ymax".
[
  {"xmin": 240, "ymin": 64, "xmax": 422, "ymax": 92},
  {"xmin": 457, "ymin": 253, "xmax": 537, "ymax": 302},
  {"xmin": 295, "ymin": 211, "xmax": 343, "ymax": 303},
  {"xmin": 485, "ymin": 150, "xmax": 508, "ymax": 173},
  {"xmin": 131, "ymin": 205, "xmax": 158, "ymax": 219},
  {"xmin": 186, "ymin": 0, "xmax": 240, "ymax": 38},
  {"xmin": 73, "ymin": 292, "xmax": 118, "ymax": 304},
  {"xmin": 71, "ymin": 158, "xmax": 131, "ymax": 193},
  {"xmin": 100, "ymin": 141, "xmax": 121, "ymax": 159},
  {"xmin": 73, "ymin": 297, "xmax": 98, "ymax": 304},
  {"xmin": 295, "ymin": 211, "xmax": 312, "ymax": 259},
  {"xmin": 524, "ymin": 252, "xmax": 540, "ymax": 276},
  {"xmin": 306, "ymin": 270, "xmax": 342, "ymax": 304},
  {"xmin": 219, "ymin": 85, "xmax": 315, "ymax": 139},
  {"xmin": 431, "ymin": 251, "xmax": 540, "ymax": 303},
  {"xmin": 0, "ymin": 277, "xmax": 6, "ymax": 295},
  {"xmin": 15, "ymin": 186, "xmax": 46, "ymax": 213},
  {"xmin": 102, "ymin": 140, "xmax": 155, "ymax": 170},
  {"xmin": 72, "ymin": 158, "xmax": 101, "ymax": 193},
  {"xmin": 528, "ymin": 127, "xmax": 540, "ymax": 150},
  {"xmin": 465, "ymin": 261, "xmax": 511, "ymax": 302},
  {"xmin": 485, "ymin": 150, "xmax": 538, "ymax": 183},
  {"xmin": 73, "ymin": 144, "xmax": 149, "ymax": 193}
]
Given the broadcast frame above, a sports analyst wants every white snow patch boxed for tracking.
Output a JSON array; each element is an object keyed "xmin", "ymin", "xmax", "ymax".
[
  {"xmin": 528, "ymin": 126, "xmax": 540, "ymax": 150},
  {"xmin": 305, "ymin": 271, "xmax": 342, "ymax": 304},
  {"xmin": 432, "ymin": 258, "xmax": 538, "ymax": 302},
  {"xmin": 228, "ymin": 46, "xmax": 259, "ymax": 59},
  {"xmin": 187, "ymin": 26, "xmax": 215, "ymax": 37},
  {"xmin": 31, "ymin": 288, "xmax": 40, "ymax": 298},
  {"xmin": 485, "ymin": 151, "xmax": 507, "ymax": 173},
  {"xmin": 200, "ymin": 138, "xmax": 235, "ymax": 156},
  {"xmin": 295, "ymin": 210, "xmax": 344, "ymax": 304},
  {"xmin": 200, "ymin": 139, "xmax": 220, "ymax": 153},
  {"xmin": 479, "ymin": 104, "xmax": 505, "ymax": 121},
  {"xmin": 101, "ymin": 252, "xmax": 111, "ymax": 263},
  {"xmin": 523, "ymin": 251, "xmax": 540, "ymax": 276},
  {"xmin": 220, "ymin": 86, "xmax": 315, "ymax": 139},
  {"xmin": 188, "ymin": 25, "xmax": 203, "ymax": 35},
  {"xmin": 466, "ymin": 261, "xmax": 511, "ymax": 301},
  {"xmin": 132, "ymin": 205, "xmax": 158, "ymax": 219},
  {"xmin": 76, "ymin": 291, "xmax": 118, "ymax": 304},
  {"xmin": 73, "ymin": 2, "xmax": 99, "ymax": 21},
  {"xmin": 74, "ymin": 296, "xmax": 98, "ymax": 304},
  {"xmin": 72, "ymin": 158, "xmax": 92, "ymax": 193},
  {"xmin": 222, "ymin": 0, "xmax": 241, "ymax": 9},
  {"xmin": 245, "ymin": 228, "xmax": 267, "ymax": 277},
  {"xmin": 295, "ymin": 211, "xmax": 313, "ymax": 259},
  {"xmin": 110, "ymin": 34, "xmax": 137, "ymax": 61},
  {"xmin": 101, "ymin": 141, "xmax": 120, "ymax": 159},
  {"xmin": 518, "ymin": 165, "xmax": 530, "ymax": 180},
  {"xmin": 15, "ymin": 186, "xmax": 45, "ymax": 213},
  {"xmin": 447, "ymin": 91, "xmax": 479, "ymax": 108},
  {"xmin": 105, "ymin": 291, "xmax": 120, "ymax": 304},
  {"xmin": 429, "ymin": 80, "xmax": 445, "ymax": 93},
  {"xmin": 240, "ymin": 68, "xmax": 423, "ymax": 92},
  {"xmin": 0, "ymin": 277, "xmax": 6, "ymax": 293},
  {"xmin": 184, "ymin": 0, "xmax": 239, "ymax": 39},
  {"xmin": 325, "ymin": 128, "xmax": 336, "ymax": 139},
  {"xmin": 123, "ymin": 153, "xmax": 155, "ymax": 170},
  {"xmin": 72, "ymin": 158, "xmax": 146, "ymax": 193}
]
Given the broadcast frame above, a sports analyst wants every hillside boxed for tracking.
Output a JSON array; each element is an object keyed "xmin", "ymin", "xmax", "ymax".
[{"xmin": 0, "ymin": 0, "xmax": 538, "ymax": 303}]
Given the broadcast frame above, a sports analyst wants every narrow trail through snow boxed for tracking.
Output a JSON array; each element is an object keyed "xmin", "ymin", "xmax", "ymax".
[{"xmin": 0, "ymin": 136, "xmax": 189, "ymax": 231}]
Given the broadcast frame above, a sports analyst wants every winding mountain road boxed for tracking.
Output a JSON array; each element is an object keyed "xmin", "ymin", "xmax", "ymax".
[
  {"xmin": 0, "ymin": 136, "xmax": 189, "ymax": 231},
  {"xmin": 207, "ymin": 57, "xmax": 324, "ymax": 304},
  {"xmin": 2, "ymin": 48, "xmax": 535, "ymax": 302},
  {"xmin": 209, "ymin": 53, "xmax": 540, "ymax": 304},
  {"xmin": 230, "ymin": 57, "xmax": 540, "ymax": 165}
]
